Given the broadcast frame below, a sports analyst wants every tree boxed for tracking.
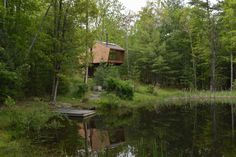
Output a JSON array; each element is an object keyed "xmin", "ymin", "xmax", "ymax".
[
  {"xmin": 50, "ymin": 0, "xmax": 98, "ymax": 104},
  {"xmin": 219, "ymin": 0, "xmax": 236, "ymax": 91},
  {"xmin": 0, "ymin": 0, "xmax": 44, "ymax": 101},
  {"xmin": 0, "ymin": 0, "xmax": 98, "ymax": 103},
  {"xmin": 95, "ymin": 0, "xmax": 126, "ymax": 45}
]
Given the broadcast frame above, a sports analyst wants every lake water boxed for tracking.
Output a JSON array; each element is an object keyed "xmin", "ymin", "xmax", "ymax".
[{"xmin": 66, "ymin": 103, "xmax": 236, "ymax": 157}]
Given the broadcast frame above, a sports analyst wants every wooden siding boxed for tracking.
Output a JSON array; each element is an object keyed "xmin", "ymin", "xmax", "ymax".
[
  {"xmin": 92, "ymin": 42, "xmax": 125, "ymax": 64},
  {"xmin": 92, "ymin": 43, "xmax": 110, "ymax": 63}
]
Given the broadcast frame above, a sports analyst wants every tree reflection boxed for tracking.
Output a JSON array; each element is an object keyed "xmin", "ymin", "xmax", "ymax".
[{"xmin": 95, "ymin": 103, "xmax": 236, "ymax": 156}]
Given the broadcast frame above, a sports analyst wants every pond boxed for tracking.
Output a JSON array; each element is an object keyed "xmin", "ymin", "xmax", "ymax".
[{"xmin": 65, "ymin": 103, "xmax": 236, "ymax": 157}]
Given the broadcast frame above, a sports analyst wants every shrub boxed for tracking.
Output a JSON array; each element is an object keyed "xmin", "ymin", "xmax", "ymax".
[
  {"xmin": 106, "ymin": 78, "xmax": 134, "ymax": 100},
  {"xmin": 4, "ymin": 96, "xmax": 16, "ymax": 107},
  {"xmin": 94, "ymin": 64, "xmax": 120, "ymax": 87},
  {"xmin": 74, "ymin": 82, "xmax": 88, "ymax": 98},
  {"xmin": 147, "ymin": 85, "xmax": 158, "ymax": 95},
  {"xmin": 147, "ymin": 85, "xmax": 155, "ymax": 94},
  {"xmin": 58, "ymin": 75, "xmax": 71, "ymax": 95},
  {"xmin": 99, "ymin": 94, "xmax": 120, "ymax": 109},
  {"xmin": 0, "ymin": 103, "xmax": 83, "ymax": 156},
  {"xmin": 233, "ymin": 80, "xmax": 236, "ymax": 91},
  {"xmin": 59, "ymin": 76, "xmax": 89, "ymax": 98},
  {"xmin": 0, "ymin": 63, "xmax": 19, "ymax": 103}
]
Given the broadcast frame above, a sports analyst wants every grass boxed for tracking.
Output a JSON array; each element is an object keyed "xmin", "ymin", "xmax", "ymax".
[
  {"xmin": 22, "ymin": 80, "xmax": 235, "ymax": 109},
  {"xmin": 0, "ymin": 101, "xmax": 63, "ymax": 156},
  {"xmin": 87, "ymin": 84, "xmax": 236, "ymax": 108}
]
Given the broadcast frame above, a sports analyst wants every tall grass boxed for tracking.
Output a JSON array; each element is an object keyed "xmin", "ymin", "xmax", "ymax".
[{"xmin": 0, "ymin": 101, "xmax": 83, "ymax": 156}]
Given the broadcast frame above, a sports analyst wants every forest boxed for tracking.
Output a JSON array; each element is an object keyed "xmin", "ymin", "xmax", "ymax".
[
  {"xmin": 0, "ymin": 0, "xmax": 236, "ymax": 104},
  {"xmin": 0, "ymin": 0, "xmax": 236, "ymax": 156}
]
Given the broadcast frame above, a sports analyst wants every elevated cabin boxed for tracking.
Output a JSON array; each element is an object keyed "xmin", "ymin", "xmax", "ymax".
[
  {"xmin": 89, "ymin": 42, "xmax": 125, "ymax": 76},
  {"xmin": 91, "ymin": 42, "xmax": 125, "ymax": 65}
]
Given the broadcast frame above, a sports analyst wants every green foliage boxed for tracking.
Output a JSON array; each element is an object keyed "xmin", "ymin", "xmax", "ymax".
[
  {"xmin": 3, "ymin": 96, "xmax": 16, "ymax": 107},
  {"xmin": 36, "ymin": 115, "xmax": 83, "ymax": 156},
  {"xmin": 94, "ymin": 64, "xmax": 120, "ymax": 86},
  {"xmin": 128, "ymin": 0, "xmax": 234, "ymax": 90},
  {"xmin": 147, "ymin": 85, "xmax": 158, "ymax": 95},
  {"xmin": 0, "ymin": 0, "xmax": 99, "ymax": 102},
  {"xmin": 56, "ymin": 76, "xmax": 89, "ymax": 98},
  {"xmin": 0, "ymin": 63, "xmax": 19, "ymax": 102},
  {"xmin": 99, "ymin": 93, "xmax": 120, "ymax": 109},
  {"xmin": 0, "ymin": 0, "xmax": 235, "ymax": 104},
  {"xmin": 58, "ymin": 75, "xmax": 71, "ymax": 95},
  {"xmin": 233, "ymin": 80, "xmax": 236, "ymax": 91},
  {"xmin": 106, "ymin": 78, "xmax": 134, "ymax": 100},
  {"xmin": 96, "ymin": 0, "xmax": 126, "ymax": 45},
  {"xmin": 74, "ymin": 82, "xmax": 88, "ymax": 98},
  {"xmin": 0, "ymin": 103, "xmax": 83, "ymax": 156}
]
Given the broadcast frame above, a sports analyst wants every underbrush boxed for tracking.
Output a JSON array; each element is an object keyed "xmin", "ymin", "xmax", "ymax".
[
  {"xmin": 93, "ymin": 84, "xmax": 236, "ymax": 108},
  {"xmin": 106, "ymin": 78, "xmax": 134, "ymax": 100},
  {"xmin": 0, "ymin": 101, "xmax": 83, "ymax": 156}
]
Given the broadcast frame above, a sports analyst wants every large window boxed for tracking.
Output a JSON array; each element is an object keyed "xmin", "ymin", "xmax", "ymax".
[{"xmin": 109, "ymin": 51, "xmax": 118, "ymax": 60}]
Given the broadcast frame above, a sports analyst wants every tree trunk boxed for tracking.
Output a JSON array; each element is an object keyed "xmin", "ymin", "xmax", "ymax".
[
  {"xmin": 126, "ymin": 32, "xmax": 130, "ymax": 78},
  {"xmin": 3, "ymin": 0, "xmax": 7, "ymax": 8},
  {"xmin": 231, "ymin": 51, "xmax": 233, "ymax": 91},
  {"xmin": 206, "ymin": 0, "xmax": 216, "ymax": 92},
  {"xmin": 51, "ymin": 0, "xmax": 63, "ymax": 104},
  {"xmin": 52, "ymin": 70, "xmax": 59, "ymax": 104},
  {"xmin": 84, "ymin": 0, "xmax": 89, "ymax": 84},
  {"xmin": 189, "ymin": 31, "xmax": 197, "ymax": 90},
  {"xmin": 29, "ymin": 2, "xmax": 52, "ymax": 53},
  {"xmin": 210, "ymin": 40, "xmax": 216, "ymax": 92},
  {"xmin": 3, "ymin": 0, "xmax": 7, "ymax": 34}
]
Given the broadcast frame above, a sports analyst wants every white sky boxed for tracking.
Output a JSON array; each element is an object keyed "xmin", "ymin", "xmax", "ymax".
[
  {"xmin": 119, "ymin": 0, "xmax": 219, "ymax": 13},
  {"xmin": 119, "ymin": 0, "xmax": 147, "ymax": 13}
]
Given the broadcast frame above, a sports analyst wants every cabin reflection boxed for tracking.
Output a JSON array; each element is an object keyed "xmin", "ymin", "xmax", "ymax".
[{"xmin": 78, "ymin": 120, "xmax": 125, "ymax": 152}]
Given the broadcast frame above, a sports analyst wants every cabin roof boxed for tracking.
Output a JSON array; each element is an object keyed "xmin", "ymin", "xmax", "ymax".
[{"xmin": 97, "ymin": 41, "xmax": 125, "ymax": 51}]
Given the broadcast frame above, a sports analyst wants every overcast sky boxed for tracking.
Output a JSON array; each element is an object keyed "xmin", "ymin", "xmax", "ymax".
[{"xmin": 119, "ymin": 0, "xmax": 218, "ymax": 13}]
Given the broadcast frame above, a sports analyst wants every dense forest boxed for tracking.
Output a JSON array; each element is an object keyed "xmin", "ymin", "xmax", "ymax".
[{"xmin": 0, "ymin": 0, "xmax": 235, "ymax": 103}]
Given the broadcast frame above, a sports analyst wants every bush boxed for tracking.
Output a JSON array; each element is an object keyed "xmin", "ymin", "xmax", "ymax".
[
  {"xmin": 99, "ymin": 94, "xmax": 120, "ymax": 109},
  {"xmin": 0, "ymin": 63, "xmax": 19, "ymax": 103},
  {"xmin": 147, "ymin": 85, "xmax": 155, "ymax": 94},
  {"xmin": 147, "ymin": 85, "xmax": 158, "ymax": 95},
  {"xmin": 106, "ymin": 78, "xmax": 134, "ymax": 100},
  {"xmin": 74, "ymin": 82, "xmax": 88, "ymax": 98},
  {"xmin": 94, "ymin": 64, "xmax": 120, "ymax": 87},
  {"xmin": 0, "ymin": 103, "xmax": 83, "ymax": 156},
  {"xmin": 58, "ymin": 75, "xmax": 71, "ymax": 95},
  {"xmin": 57, "ymin": 76, "xmax": 89, "ymax": 98},
  {"xmin": 233, "ymin": 80, "xmax": 236, "ymax": 91},
  {"xmin": 4, "ymin": 96, "xmax": 16, "ymax": 107}
]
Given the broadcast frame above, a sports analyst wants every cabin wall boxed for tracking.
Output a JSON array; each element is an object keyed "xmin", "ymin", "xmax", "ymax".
[{"xmin": 92, "ymin": 43, "xmax": 110, "ymax": 63}]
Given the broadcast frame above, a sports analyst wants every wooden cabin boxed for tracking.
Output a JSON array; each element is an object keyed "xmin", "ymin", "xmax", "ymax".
[
  {"xmin": 89, "ymin": 41, "xmax": 125, "ymax": 76},
  {"xmin": 91, "ymin": 42, "xmax": 125, "ymax": 65}
]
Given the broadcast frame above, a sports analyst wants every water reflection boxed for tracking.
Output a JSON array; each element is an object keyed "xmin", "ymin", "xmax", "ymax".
[
  {"xmin": 74, "ymin": 103, "xmax": 236, "ymax": 156},
  {"xmin": 78, "ymin": 120, "xmax": 125, "ymax": 156}
]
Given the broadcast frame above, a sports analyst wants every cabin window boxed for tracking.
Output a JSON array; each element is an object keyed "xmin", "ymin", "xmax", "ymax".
[{"xmin": 109, "ymin": 51, "xmax": 118, "ymax": 60}]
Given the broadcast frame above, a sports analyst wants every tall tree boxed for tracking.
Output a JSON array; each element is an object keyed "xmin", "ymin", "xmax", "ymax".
[
  {"xmin": 50, "ymin": 0, "xmax": 98, "ymax": 103},
  {"xmin": 219, "ymin": 0, "xmax": 236, "ymax": 91}
]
